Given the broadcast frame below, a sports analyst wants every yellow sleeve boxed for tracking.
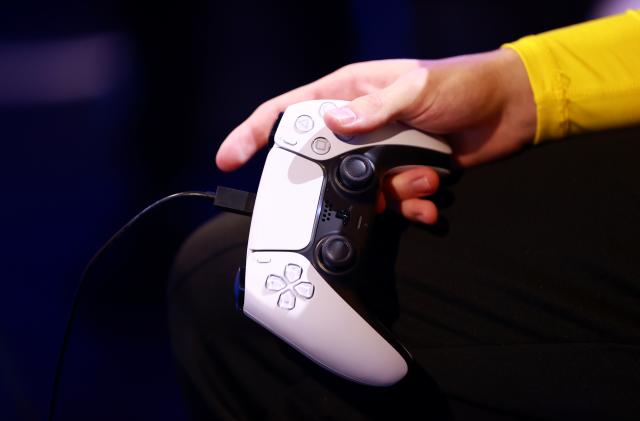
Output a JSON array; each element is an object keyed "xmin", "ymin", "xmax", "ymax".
[{"xmin": 503, "ymin": 10, "xmax": 640, "ymax": 144}]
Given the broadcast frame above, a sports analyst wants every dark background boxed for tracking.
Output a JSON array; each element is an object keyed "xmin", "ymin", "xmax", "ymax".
[{"xmin": 0, "ymin": 0, "xmax": 607, "ymax": 419}]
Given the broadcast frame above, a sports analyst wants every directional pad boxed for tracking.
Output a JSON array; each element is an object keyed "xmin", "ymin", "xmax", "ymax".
[
  {"xmin": 294, "ymin": 282, "xmax": 314, "ymax": 299},
  {"xmin": 284, "ymin": 264, "xmax": 302, "ymax": 283},
  {"xmin": 265, "ymin": 275, "xmax": 286, "ymax": 291},
  {"xmin": 264, "ymin": 262, "xmax": 315, "ymax": 310},
  {"xmin": 278, "ymin": 290, "xmax": 296, "ymax": 310}
]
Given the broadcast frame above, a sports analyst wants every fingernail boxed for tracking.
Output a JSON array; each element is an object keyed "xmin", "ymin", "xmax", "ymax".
[
  {"xmin": 414, "ymin": 212, "xmax": 431, "ymax": 224},
  {"xmin": 411, "ymin": 176, "xmax": 432, "ymax": 194},
  {"xmin": 326, "ymin": 107, "xmax": 357, "ymax": 125},
  {"xmin": 413, "ymin": 212, "xmax": 435, "ymax": 225}
]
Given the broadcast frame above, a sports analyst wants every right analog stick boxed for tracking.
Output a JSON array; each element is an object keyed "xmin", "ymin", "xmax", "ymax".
[
  {"xmin": 320, "ymin": 235, "xmax": 355, "ymax": 272},
  {"xmin": 338, "ymin": 155, "xmax": 374, "ymax": 191}
]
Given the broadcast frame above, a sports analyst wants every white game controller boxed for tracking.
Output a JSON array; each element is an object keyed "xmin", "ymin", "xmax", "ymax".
[{"xmin": 234, "ymin": 99, "xmax": 452, "ymax": 386}]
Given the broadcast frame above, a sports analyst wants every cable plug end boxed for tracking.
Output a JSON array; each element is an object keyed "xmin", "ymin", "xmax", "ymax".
[{"xmin": 214, "ymin": 186, "xmax": 256, "ymax": 216}]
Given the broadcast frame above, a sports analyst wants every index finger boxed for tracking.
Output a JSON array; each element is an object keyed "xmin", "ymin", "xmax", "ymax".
[
  {"xmin": 216, "ymin": 60, "xmax": 422, "ymax": 171},
  {"xmin": 215, "ymin": 70, "xmax": 356, "ymax": 172}
]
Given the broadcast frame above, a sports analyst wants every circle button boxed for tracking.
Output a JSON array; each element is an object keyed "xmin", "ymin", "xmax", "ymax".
[
  {"xmin": 311, "ymin": 137, "xmax": 331, "ymax": 155},
  {"xmin": 335, "ymin": 133, "xmax": 354, "ymax": 142},
  {"xmin": 295, "ymin": 115, "xmax": 314, "ymax": 133}
]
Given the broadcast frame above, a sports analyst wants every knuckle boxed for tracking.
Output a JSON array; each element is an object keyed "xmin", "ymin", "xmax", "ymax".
[
  {"xmin": 352, "ymin": 92, "xmax": 385, "ymax": 119},
  {"xmin": 361, "ymin": 92, "xmax": 384, "ymax": 108},
  {"xmin": 337, "ymin": 64, "xmax": 359, "ymax": 88},
  {"xmin": 398, "ymin": 67, "xmax": 432, "ymax": 120},
  {"xmin": 254, "ymin": 100, "xmax": 272, "ymax": 116},
  {"xmin": 407, "ymin": 67, "xmax": 430, "ymax": 92},
  {"xmin": 424, "ymin": 168, "xmax": 440, "ymax": 191}
]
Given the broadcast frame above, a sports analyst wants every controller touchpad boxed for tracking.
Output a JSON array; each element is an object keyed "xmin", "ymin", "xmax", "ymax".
[{"xmin": 248, "ymin": 147, "xmax": 323, "ymax": 251}]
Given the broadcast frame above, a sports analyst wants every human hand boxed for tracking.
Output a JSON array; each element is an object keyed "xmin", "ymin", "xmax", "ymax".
[{"xmin": 216, "ymin": 48, "xmax": 536, "ymax": 224}]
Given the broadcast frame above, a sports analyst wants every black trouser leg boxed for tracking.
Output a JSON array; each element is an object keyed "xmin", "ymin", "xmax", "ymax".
[
  {"xmin": 168, "ymin": 213, "xmax": 452, "ymax": 420},
  {"xmin": 169, "ymin": 210, "xmax": 640, "ymax": 420}
]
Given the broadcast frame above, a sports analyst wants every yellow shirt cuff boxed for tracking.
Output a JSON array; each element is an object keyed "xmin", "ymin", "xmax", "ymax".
[{"xmin": 503, "ymin": 9, "xmax": 640, "ymax": 144}]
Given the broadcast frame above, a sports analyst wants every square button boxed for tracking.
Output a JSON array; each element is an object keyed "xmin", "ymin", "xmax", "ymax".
[{"xmin": 311, "ymin": 137, "xmax": 331, "ymax": 155}]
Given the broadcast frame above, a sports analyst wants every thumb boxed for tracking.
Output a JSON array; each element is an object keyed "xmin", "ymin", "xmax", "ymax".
[{"xmin": 324, "ymin": 67, "xmax": 429, "ymax": 135}]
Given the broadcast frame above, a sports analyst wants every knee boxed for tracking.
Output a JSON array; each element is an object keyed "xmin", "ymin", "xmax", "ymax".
[
  {"xmin": 170, "ymin": 213, "xmax": 250, "ymax": 286},
  {"xmin": 168, "ymin": 212, "xmax": 250, "ymax": 333}
]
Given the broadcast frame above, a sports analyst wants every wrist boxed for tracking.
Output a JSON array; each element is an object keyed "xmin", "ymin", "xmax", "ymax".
[{"xmin": 495, "ymin": 47, "xmax": 537, "ymax": 146}]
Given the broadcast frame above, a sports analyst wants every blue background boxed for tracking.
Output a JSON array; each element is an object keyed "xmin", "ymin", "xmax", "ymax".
[{"xmin": 0, "ymin": 1, "xmax": 596, "ymax": 419}]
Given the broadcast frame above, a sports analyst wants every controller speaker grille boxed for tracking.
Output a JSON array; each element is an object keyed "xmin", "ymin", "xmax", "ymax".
[{"xmin": 321, "ymin": 200, "xmax": 334, "ymax": 222}]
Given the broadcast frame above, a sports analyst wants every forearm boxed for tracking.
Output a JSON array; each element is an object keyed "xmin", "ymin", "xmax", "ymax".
[{"xmin": 503, "ymin": 9, "xmax": 640, "ymax": 143}]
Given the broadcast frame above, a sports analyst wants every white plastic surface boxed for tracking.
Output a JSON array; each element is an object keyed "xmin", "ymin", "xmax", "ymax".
[
  {"xmin": 247, "ymin": 147, "xmax": 324, "ymax": 251},
  {"xmin": 273, "ymin": 99, "xmax": 452, "ymax": 165},
  {"xmin": 243, "ymin": 100, "xmax": 443, "ymax": 386},
  {"xmin": 244, "ymin": 251, "xmax": 408, "ymax": 386}
]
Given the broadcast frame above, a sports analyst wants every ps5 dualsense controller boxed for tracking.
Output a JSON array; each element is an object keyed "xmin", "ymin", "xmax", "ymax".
[{"xmin": 234, "ymin": 100, "xmax": 452, "ymax": 386}]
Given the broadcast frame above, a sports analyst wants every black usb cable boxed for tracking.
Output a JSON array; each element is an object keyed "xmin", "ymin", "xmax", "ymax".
[{"xmin": 48, "ymin": 186, "xmax": 255, "ymax": 421}]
